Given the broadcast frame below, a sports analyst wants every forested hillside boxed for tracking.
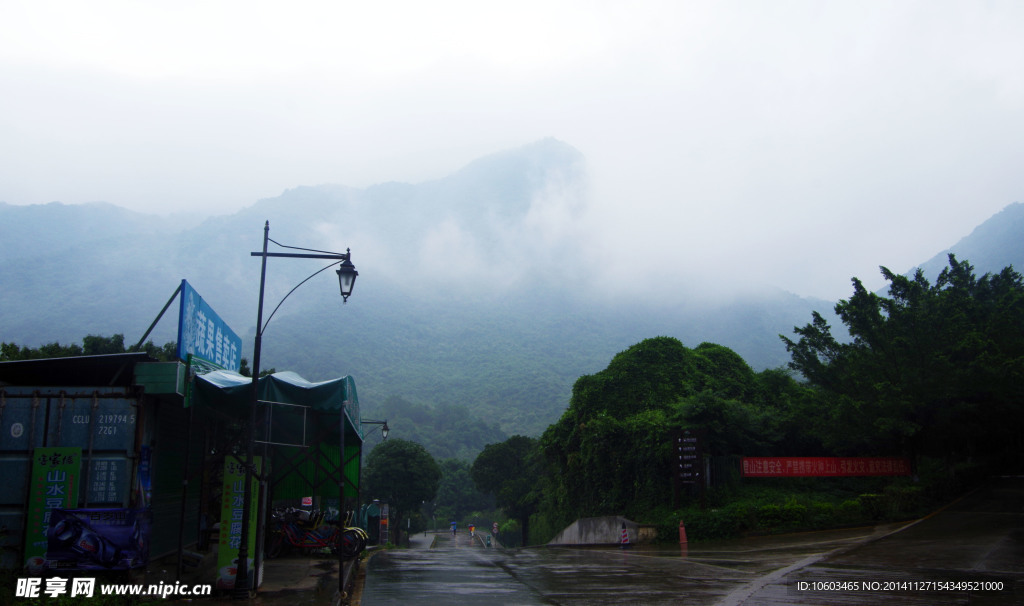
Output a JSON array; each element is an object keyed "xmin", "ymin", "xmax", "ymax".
[
  {"xmin": 1, "ymin": 142, "xmax": 1021, "ymax": 441},
  {"xmin": 364, "ymin": 395, "xmax": 508, "ymax": 462},
  {"xmin": 471, "ymin": 255, "xmax": 1024, "ymax": 544},
  {"xmin": 0, "ymin": 140, "xmax": 841, "ymax": 438}
]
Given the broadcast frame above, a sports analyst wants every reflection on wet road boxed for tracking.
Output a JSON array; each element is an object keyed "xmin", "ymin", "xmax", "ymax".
[
  {"xmin": 360, "ymin": 526, "xmax": 900, "ymax": 605},
  {"xmin": 361, "ymin": 532, "xmax": 543, "ymax": 604},
  {"xmin": 360, "ymin": 480, "xmax": 1024, "ymax": 605}
]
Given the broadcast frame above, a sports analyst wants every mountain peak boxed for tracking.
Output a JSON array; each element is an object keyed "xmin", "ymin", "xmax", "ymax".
[
  {"xmin": 914, "ymin": 201, "xmax": 1024, "ymax": 280},
  {"xmin": 452, "ymin": 138, "xmax": 584, "ymax": 181}
]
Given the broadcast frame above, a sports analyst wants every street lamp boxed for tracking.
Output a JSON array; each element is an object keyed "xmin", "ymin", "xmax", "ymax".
[
  {"xmin": 234, "ymin": 221, "xmax": 357, "ymax": 599},
  {"xmin": 356, "ymin": 419, "xmax": 389, "ymax": 517},
  {"xmin": 362, "ymin": 419, "xmax": 390, "ymax": 440},
  {"xmin": 337, "ymin": 255, "xmax": 358, "ymax": 302}
]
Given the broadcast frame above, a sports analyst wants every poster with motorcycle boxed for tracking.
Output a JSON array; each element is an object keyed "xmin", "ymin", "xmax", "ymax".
[{"xmin": 45, "ymin": 508, "xmax": 150, "ymax": 570}]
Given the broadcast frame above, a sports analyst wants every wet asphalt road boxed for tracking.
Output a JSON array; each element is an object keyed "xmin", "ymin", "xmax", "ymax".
[
  {"xmin": 734, "ymin": 477, "xmax": 1024, "ymax": 605},
  {"xmin": 360, "ymin": 525, "xmax": 901, "ymax": 605},
  {"xmin": 361, "ymin": 478, "xmax": 1024, "ymax": 605}
]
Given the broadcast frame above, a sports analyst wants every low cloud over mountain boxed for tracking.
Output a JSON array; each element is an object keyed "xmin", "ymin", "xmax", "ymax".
[{"xmin": 2, "ymin": 140, "xmax": 1020, "ymax": 435}]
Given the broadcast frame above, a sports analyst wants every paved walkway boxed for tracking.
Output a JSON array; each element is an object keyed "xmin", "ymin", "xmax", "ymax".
[{"xmin": 407, "ymin": 533, "xmax": 437, "ymax": 550}]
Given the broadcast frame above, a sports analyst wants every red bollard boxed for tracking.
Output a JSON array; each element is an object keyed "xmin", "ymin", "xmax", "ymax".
[{"xmin": 679, "ymin": 519, "xmax": 688, "ymax": 544}]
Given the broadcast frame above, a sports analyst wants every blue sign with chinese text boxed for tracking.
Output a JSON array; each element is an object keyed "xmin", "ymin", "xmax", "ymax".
[{"xmin": 176, "ymin": 280, "xmax": 242, "ymax": 372}]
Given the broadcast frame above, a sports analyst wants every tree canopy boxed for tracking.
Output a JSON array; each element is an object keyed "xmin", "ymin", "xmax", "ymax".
[
  {"xmin": 534, "ymin": 336, "xmax": 808, "ymax": 531},
  {"xmin": 781, "ymin": 255, "xmax": 1024, "ymax": 459},
  {"xmin": 470, "ymin": 435, "xmax": 540, "ymax": 538},
  {"xmin": 433, "ymin": 458, "xmax": 494, "ymax": 525},
  {"xmin": 1, "ymin": 334, "xmax": 176, "ymax": 362},
  {"xmin": 361, "ymin": 438, "xmax": 442, "ymax": 530}
]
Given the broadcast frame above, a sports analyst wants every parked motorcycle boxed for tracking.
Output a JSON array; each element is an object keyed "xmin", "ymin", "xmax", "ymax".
[{"xmin": 264, "ymin": 507, "xmax": 367, "ymax": 559}]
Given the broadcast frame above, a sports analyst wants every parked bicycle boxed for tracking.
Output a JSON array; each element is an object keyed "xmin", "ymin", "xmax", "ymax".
[{"xmin": 264, "ymin": 508, "xmax": 368, "ymax": 559}]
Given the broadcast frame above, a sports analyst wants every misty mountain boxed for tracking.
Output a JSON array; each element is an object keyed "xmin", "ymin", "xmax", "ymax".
[
  {"xmin": 0, "ymin": 201, "xmax": 201, "ymax": 263},
  {"xmin": 913, "ymin": 201, "xmax": 1024, "ymax": 282},
  {"xmin": 2, "ymin": 139, "xmax": 1020, "ymax": 437}
]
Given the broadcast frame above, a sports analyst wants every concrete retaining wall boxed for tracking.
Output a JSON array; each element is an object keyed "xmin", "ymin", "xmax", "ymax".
[{"xmin": 548, "ymin": 516, "xmax": 656, "ymax": 546}]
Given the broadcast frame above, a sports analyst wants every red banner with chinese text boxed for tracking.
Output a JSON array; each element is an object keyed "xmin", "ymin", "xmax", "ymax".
[{"xmin": 741, "ymin": 457, "xmax": 911, "ymax": 477}]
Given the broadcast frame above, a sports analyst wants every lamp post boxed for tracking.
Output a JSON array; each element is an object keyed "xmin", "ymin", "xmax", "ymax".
[
  {"xmin": 361, "ymin": 419, "xmax": 390, "ymax": 440},
  {"xmin": 355, "ymin": 418, "xmax": 389, "ymax": 530},
  {"xmin": 234, "ymin": 221, "xmax": 357, "ymax": 599}
]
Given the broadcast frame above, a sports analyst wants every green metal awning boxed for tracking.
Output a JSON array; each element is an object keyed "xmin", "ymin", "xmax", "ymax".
[
  {"xmin": 190, "ymin": 370, "xmax": 364, "ymax": 501},
  {"xmin": 191, "ymin": 370, "xmax": 360, "ymax": 434}
]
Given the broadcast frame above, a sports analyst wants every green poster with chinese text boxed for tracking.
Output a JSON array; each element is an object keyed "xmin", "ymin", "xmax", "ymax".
[
  {"xmin": 215, "ymin": 456, "xmax": 262, "ymax": 590},
  {"xmin": 24, "ymin": 447, "xmax": 81, "ymax": 571}
]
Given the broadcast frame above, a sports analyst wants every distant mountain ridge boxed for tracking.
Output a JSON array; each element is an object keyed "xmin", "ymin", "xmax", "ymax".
[
  {"xmin": 913, "ymin": 201, "xmax": 1024, "ymax": 281},
  {"xmin": 0, "ymin": 201, "xmax": 205, "ymax": 263},
  {"xmin": 1, "ymin": 140, "xmax": 1021, "ymax": 437}
]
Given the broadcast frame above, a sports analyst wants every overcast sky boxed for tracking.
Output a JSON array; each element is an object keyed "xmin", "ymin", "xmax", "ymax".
[{"xmin": 2, "ymin": 1, "xmax": 1022, "ymax": 300}]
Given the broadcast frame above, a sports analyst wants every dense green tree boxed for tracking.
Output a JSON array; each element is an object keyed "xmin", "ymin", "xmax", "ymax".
[
  {"xmin": 1, "ymin": 340, "xmax": 82, "ymax": 360},
  {"xmin": 1, "ymin": 334, "xmax": 176, "ymax": 362},
  {"xmin": 140, "ymin": 340, "xmax": 178, "ymax": 361},
  {"xmin": 471, "ymin": 435, "xmax": 541, "ymax": 541},
  {"xmin": 782, "ymin": 255, "xmax": 1024, "ymax": 461},
  {"xmin": 691, "ymin": 342, "xmax": 758, "ymax": 400},
  {"xmin": 751, "ymin": 367, "xmax": 827, "ymax": 455},
  {"xmin": 433, "ymin": 458, "xmax": 494, "ymax": 527},
  {"xmin": 673, "ymin": 391, "xmax": 778, "ymax": 456},
  {"xmin": 362, "ymin": 438, "xmax": 442, "ymax": 543},
  {"xmin": 237, "ymin": 358, "xmax": 275, "ymax": 378},
  {"xmin": 83, "ymin": 333, "xmax": 125, "ymax": 355},
  {"xmin": 535, "ymin": 336, "xmax": 819, "ymax": 537},
  {"xmin": 539, "ymin": 338, "xmax": 703, "ymax": 525},
  {"xmin": 566, "ymin": 336, "xmax": 698, "ymax": 421},
  {"xmin": 0, "ymin": 342, "xmax": 18, "ymax": 361}
]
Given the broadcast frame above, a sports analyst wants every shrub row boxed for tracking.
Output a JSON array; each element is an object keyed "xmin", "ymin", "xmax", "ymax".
[{"xmin": 656, "ymin": 484, "xmax": 926, "ymax": 541}]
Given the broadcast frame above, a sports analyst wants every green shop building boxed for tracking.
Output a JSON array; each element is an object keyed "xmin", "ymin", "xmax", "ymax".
[{"xmin": 0, "ymin": 352, "xmax": 365, "ymax": 574}]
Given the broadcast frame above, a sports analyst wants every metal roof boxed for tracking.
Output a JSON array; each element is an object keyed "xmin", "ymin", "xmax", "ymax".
[{"xmin": 0, "ymin": 352, "xmax": 156, "ymax": 388}]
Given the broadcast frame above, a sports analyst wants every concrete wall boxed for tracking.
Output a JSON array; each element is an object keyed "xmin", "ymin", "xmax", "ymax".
[{"xmin": 548, "ymin": 516, "xmax": 655, "ymax": 546}]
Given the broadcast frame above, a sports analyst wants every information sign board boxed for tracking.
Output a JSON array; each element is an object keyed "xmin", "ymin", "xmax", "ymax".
[
  {"xmin": 675, "ymin": 429, "xmax": 702, "ymax": 484},
  {"xmin": 177, "ymin": 280, "xmax": 242, "ymax": 372}
]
